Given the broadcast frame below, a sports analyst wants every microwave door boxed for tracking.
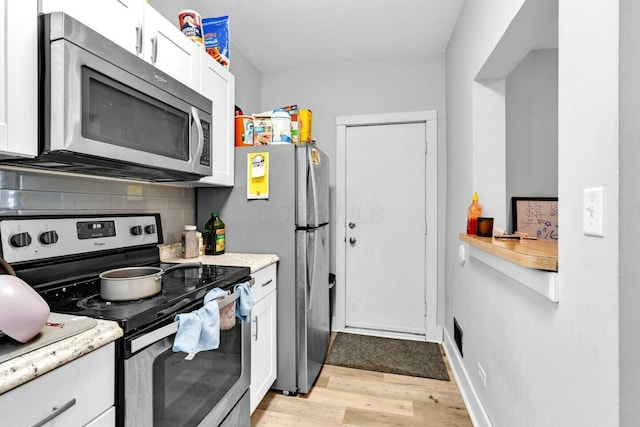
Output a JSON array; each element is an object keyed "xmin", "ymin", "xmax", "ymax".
[{"xmin": 47, "ymin": 37, "xmax": 211, "ymax": 177}]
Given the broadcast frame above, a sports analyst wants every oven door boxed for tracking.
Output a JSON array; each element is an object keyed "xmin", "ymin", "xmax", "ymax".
[
  {"xmin": 123, "ymin": 290, "xmax": 250, "ymax": 427},
  {"xmin": 42, "ymin": 12, "xmax": 212, "ymax": 178}
]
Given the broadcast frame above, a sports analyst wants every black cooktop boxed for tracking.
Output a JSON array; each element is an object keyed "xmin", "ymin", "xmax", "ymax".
[
  {"xmin": 0, "ymin": 215, "xmax": 252, "ymax": 335},
  {"xmin": 39, "ymin": 263, "xmax": 251, "ymax": 334}
]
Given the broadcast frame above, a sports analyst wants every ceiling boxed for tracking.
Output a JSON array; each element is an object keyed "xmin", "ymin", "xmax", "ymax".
[{"xmin": 150, "ymin": 0, "xmax": 464, "ymax": 72}]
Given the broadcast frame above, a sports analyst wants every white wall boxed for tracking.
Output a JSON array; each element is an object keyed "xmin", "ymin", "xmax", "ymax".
[
  {"xmin": 446, "ymin": 0, "xmax": 619, "ymax": 426},
  {"xmin": 229, "ymin": 45, "xmax": 262, "ymax": 115},
  {"xmin": 506, "ymin": 48, "xmax": 558, "ymax": 229},
  {"xmin": 259, "ymin": 54, "xmax": 447, "ymax": 280}
]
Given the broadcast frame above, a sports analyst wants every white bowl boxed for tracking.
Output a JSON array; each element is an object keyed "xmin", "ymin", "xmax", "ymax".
[{"xmin": 0, "ymin": 275, "xmax": 50, "ymax": 343}]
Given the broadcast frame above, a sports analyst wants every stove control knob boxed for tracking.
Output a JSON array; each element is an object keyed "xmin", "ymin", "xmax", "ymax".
[
  {"xmin": 131, "ymin": 225, "xmax": 143, "ymax": 236},
  {"xmin": 10, "ymin": 232, "xmax": 32, "ymax": 248},
  {"xmin": 145, "ymin": 225, "xmax": 156, "ymax": 234},
  {"xmin": 39, "ymin": 230, "xmax": 59, "ymax": 245}
]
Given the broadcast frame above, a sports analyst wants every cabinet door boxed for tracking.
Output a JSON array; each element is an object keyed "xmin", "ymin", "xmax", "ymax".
[
  {"xmin": 40, "ymin": 0, "xmax": 143, "ymax": 55},
  {"xmin": 0, "ymin": 1, "xmax": 38, "ymax": 157},
  {"xmin": 197, "ymin": 54, "xmax": 235, "ymax": 186},
  {"xmin": 250, "ymin": 290, "xmax": 277, "ymax": 414},
  {"xmin": 142, "ymin": 4, "xmax": 201, "ymax": 91},
  {"xmin": 86, "ymin": 407, "xmax": 116, "ymax": 427}
]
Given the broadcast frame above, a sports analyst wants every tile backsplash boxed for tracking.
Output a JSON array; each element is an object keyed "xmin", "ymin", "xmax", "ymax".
[{"xmin": 0, "ymin": 167, "xmax": 195, "ymax": 244}]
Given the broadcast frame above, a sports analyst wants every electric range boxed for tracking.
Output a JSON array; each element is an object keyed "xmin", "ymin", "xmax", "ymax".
[{"xmin": 0, "ymin": 214, "xmax": 252, "ymax": 426}]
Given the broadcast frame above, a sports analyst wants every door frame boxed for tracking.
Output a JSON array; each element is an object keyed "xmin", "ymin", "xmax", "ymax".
[{"xmin": 335, "ymin": 110, "xmax": 442, "ymax": 342}]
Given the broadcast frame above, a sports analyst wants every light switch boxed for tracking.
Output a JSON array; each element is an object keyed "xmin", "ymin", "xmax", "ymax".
[{"xmin": 583, "ymin": 187, "xmax": 604, "ymax": 237}]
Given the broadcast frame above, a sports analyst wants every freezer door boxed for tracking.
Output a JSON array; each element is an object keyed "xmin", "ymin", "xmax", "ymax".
[
  {"xmin": 295, "ymin": 224, "xmax": 330, "ymax": 393},
  {"xmin": 296, "ymin": 145, "xmax": 330, "ymax": 227}
]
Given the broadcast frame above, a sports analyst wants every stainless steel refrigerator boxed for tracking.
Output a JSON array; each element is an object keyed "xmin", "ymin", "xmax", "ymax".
[{"xmin": 196, "ymin": 143, "xmax": 330, "ymax": 395}]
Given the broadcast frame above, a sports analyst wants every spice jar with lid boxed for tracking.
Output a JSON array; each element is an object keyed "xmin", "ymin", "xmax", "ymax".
[{"xmin": 182, "ymin": 225, "xmax": 200, "ymax": 258}]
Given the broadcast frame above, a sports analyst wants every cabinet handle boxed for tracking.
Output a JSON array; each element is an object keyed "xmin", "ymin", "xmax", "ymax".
[
  {"xmin": 135, "ymin": 25, "xmax": 143, "ymax": 55},
  {"xmin": 261, "ymin": 278, "xmax": 273, "ymax": 287},
  {"xmin": 151, "ymin": 34, "xmax": 158, "ymax": 64},
  {"xmin": 29, "ymin": 398, "xmax": 76, "ymax": 427},
  {"xmin": 252, "ymin": 316, "xmax": 258, "ymax": 341}
]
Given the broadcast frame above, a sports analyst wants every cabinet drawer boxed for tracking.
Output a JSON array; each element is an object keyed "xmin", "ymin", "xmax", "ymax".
[
  {"xmin": 251, "ymin": 263, "xmax": 277, "ymax": 303},
  {"xmin": 0, "ymin": 343, "xmax": 115, "ymax": 426}
]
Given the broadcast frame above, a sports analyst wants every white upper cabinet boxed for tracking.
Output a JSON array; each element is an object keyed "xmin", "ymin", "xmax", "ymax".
[
  {"xmin": 0, "ymin": 1, "xmax": 38, "ymax": 158},
  {"xmin": 140, "ymin": 4, "xmax": 201, "ymax": 91},
  {"xmin": 39, "ymin": 0, "xmax": 200, "ymax": 92},
  {"xmin": 196, "ymin": 54, "xmax": 235, "ymax": 186},
  {"xmin": 40, "ymin": 0, "xmax": 143, "ymax": 55}
]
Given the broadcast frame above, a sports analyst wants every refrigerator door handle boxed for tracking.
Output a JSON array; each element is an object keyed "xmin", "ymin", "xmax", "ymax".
[
  {"xmin": 308, "ymin": 148, "xmax": 320, "ymax": 228},
  {"xmin": 307, "ymin": 231, "xmax": 315, "ymax": 312}
]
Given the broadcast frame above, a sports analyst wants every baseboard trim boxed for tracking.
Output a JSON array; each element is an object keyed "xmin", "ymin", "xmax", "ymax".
[{"xmin": 443, "ymin": 329, "xmax": 493, "ymax": 427}]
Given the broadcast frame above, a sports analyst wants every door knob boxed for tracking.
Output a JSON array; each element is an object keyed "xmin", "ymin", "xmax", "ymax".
[
  {"xmin": 349, "ymin": 237, "xmax": 356, "ymax": 245},
  {"xmin": 348, "ymin": 222, "xmax": 356, "ymax": 229}
]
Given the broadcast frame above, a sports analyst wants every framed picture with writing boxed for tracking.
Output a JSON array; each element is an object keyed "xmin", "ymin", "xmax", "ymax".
[{"xmin": 511, "ymin": 197, "xmax": 558, "ymax": 239}]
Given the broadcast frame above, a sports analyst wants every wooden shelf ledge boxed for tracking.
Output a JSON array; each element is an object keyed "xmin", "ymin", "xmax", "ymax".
[{"xmin": 459, "ymin": 234, "xmax": 559, "ymax": 302}]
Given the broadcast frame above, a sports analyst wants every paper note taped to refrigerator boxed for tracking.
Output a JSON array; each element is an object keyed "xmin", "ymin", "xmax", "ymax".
[{"xmin": 247, "ymin": 152, "xmax": 269, "ymax": 199}]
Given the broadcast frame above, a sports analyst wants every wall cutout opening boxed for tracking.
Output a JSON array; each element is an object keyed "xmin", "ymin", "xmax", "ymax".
[{"xmin": 472, "ymin": 0, "xmax": 558, "ymax": 232}]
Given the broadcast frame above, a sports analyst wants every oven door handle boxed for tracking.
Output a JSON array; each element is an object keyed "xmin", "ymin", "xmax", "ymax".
[{"xmin": 129, "ymin": 289, "xmax": 242, "ymax": 354}]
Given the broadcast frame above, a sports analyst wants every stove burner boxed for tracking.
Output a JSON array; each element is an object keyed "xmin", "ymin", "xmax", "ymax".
[
  {"xmin": 33, "ymin": 261, "xmax": 250, "ymax": 334},
  {"xmin": 77, "ymin": 292, "xmax": 167, "ymax": 310}
]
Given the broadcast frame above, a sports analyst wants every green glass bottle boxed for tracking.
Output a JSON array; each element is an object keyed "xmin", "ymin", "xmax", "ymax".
[{"xmin": 204, "ymin": 212, "xmax": 225, "ymax": 255}]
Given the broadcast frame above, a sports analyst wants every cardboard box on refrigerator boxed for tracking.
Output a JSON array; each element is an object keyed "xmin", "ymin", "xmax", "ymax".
[
  {"xmin": 299, "ymin": 109, "xmax": 312, "ymax": 143},
  {"xmin": 252, "ymin": 113, "xmax": 272, "ymax": 145},
  {"xmin": 282, "ymin": 105, "xmax": 299, "ymax": 144}
]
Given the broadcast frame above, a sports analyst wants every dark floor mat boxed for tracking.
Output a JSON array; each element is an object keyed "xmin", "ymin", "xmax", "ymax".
[{"xmin": 325, "ymin": 332, "xmax": 450, "ymax": 381}]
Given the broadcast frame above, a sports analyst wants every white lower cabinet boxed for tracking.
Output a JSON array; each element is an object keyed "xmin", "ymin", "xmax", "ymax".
[
  {"xmin": 0, "ymin": 343, "xmax": 115, "ymax": 426},
  {"xmin": 250, "ymin": 263, "xmax": 278, "ymax": 414},
  {"xmin": 85, "ymin": 407, "xmax": 116, "ymax": 427}
]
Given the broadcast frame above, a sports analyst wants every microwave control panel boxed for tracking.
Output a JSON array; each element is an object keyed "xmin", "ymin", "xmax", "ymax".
[{"xmin": 200, "ymin": 120, "xmax": 211, "ymax": 166}]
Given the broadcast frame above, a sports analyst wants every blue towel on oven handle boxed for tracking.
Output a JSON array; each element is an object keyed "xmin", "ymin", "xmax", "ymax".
[
  {"xmin": 172, "ymin": 287, "xmax": 227, "ymax": 357},
  {"xmin": 234, "ymin": 281, "xmax": 254, "ymax": 322}
]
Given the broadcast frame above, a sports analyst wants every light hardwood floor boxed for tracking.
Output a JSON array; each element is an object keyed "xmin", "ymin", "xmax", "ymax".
[{"xmin": 250, "ymin": 338, "xmax": 472, "ymax": 426}]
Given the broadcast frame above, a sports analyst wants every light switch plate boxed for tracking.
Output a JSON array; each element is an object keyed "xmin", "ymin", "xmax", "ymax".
[{"xmin": 583, "ymin": 187, "xmax": 604, "ymax": 237}]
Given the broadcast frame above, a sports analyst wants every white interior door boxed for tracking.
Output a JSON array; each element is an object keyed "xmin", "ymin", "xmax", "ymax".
[{"xmin": 344, "ymin": 121, "xmax": 427, "ymax": 336}]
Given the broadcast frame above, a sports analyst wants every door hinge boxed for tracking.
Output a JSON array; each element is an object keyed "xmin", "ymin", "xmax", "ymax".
[
  {"xmin": 425, "ymin": 222, "xmax": 428, "ymax": 236},
  {"xmin": 425, "ymin": 141, "xmax": 428, "ymax": 155}
]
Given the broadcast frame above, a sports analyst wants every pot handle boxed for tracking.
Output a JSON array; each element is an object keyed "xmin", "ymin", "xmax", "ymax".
[
  {"xmin": 162, "ymin": 262, "xmax": 203, "ymax": 274},
  {"xmin": 0, "ymin": 257, "xmax": 16, "ymax": 276}
]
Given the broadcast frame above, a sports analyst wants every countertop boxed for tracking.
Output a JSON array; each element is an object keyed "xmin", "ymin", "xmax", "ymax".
[
  {"xmin": 0, "ymin": 318, "xmax": 122, "ymax": 395},
  {"xmin": 160, "ymin": 244, "xmax": 279, "ymax": 273},
  {"xmin": 459, "ymin": 233, "xmax": 558, "ymax": 271}
]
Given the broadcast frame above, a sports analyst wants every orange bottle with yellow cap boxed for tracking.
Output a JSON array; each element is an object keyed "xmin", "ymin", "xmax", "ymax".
[{"xmin": 466, "ymin": 192, "xmax": 482, "ymax": 235}]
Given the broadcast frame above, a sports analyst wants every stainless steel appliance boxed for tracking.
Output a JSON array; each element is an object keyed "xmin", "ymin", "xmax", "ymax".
[
  {"xmin": 5, "ymin": 12, "xmax": 212, "ymax": 182},
  {"xmin": 197, "ymin": 143, "xmax": 330, "ymax": 395},
  {"xmin": 0, "ymin": 214, "xmax": 251, "ymax": 426}
]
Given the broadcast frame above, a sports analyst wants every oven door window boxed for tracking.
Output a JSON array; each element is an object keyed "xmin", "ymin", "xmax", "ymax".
[
  {"xmin": 153, "ymin": 323, "xmax": 242, "ymax": 427},
  {"xmin": 81, "ymin": 66, "xmax": 190, "ymax": 161}
]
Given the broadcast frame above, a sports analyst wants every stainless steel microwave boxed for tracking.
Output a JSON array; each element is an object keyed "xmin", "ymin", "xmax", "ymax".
[{"xmin": 12, "ymin": 12, "xmax": 213, "ymax": 182}]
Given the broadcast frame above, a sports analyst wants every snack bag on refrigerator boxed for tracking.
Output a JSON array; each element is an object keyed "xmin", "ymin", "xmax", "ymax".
[{"xmin": 202, "ymin": 15, "xmax": 230, "ymax": 68}]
